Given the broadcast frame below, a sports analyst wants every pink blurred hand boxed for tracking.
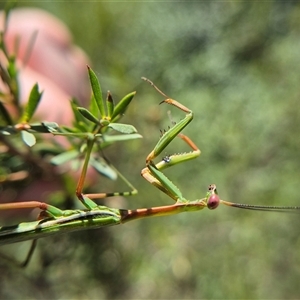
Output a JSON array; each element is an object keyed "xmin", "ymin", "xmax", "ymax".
[{"xmin": 0, "ymin": 7, "xmax": 91, "ymax": 125}]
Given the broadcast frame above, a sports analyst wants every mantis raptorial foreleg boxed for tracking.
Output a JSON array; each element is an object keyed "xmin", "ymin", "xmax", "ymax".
[{"xmin": 141, "ymin": 78, "xmax": 200, "ymax": 203}]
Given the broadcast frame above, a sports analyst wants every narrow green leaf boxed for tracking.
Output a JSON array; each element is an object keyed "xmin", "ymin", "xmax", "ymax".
[
  {"xmin": 51, "ymin": 129, "xmax": 89, "ymax": 138},
  {"xmin": 29, "ymin": 122, "xmax": 59, "ymax": 133},
  {"xmin": 70, "ymin": 99, "xmax": 88, "ymax": 126},
  {"xmin": 108, "ymin": 123, "xmax": 137, "ymax": 134},
  {"xmin": 102, "ymin": 133, "xmax": 143, "ymax": 143},
  {"xmin": 111, "ymin": 91, "xmax": 136, "ymax": 121},
  {"xmin": 89, "ymin": 157, "xmax": 117, "ymax": 180},
  {"xmin": 87, "ymin": 66, "xmax": 105, "ymax": 117},
  {"xmin": 21, "ymin": 131, "xmax": 36, "ymax": 147},
  {"xmin": 55, "ymin": 126, "xmax": 80, "ymax": 134},
  {"xmin": 7, "ymin": 56, "xmax": 17, "ymax": 79},
  {"xmin": 66, "ymin": 101, "xmax": 89, "ymax": 133},
  {"xmin": 21, "ymin": 84, "xmax": 43, "ymax": 122},
  {"xmin": 88, "ymin": 94, "xmax": 99, "ymax": 119},
  {"xmin": 6, "ymin": 56, "xmax": 19, "ymax": 98},
  {"xmin": 51, "ymin": 150, "xmax": 79, "ymax": 166},
  {"xmin": 101, "ymin": 133, "xmax": 143, "ymax": 149},
  {"xmin": 94, "ymin": 133, "xmax": 142, "ymax": 150},
  {"xmin": 77, "ymin": 107, "xmax": 100, "ymax": 125},
  {"xmin": 106, "ymin": 91, "xmax": 114, "ymax": 118},
  {"xmin": 70, "ymin": 100, "xmax": 95, "ymax": 133}
]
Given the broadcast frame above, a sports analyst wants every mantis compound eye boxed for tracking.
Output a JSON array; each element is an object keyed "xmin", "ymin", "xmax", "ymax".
[{"xmin": 207, "ymin": 194, "xmax": 220, "ymax": 210}]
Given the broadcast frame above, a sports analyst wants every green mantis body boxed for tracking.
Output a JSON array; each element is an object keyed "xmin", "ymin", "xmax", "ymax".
[{"xmin": 0, "ymin": 200, "xmax": 209, "ymax": 246}]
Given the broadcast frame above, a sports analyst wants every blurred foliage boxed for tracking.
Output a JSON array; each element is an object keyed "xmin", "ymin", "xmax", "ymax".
[{"xmin": 1, "ymin": 1, "xmax": 300, "ymax": 299}]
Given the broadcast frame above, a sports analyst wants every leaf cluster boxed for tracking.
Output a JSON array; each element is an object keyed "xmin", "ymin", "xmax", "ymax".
[{"xmin": 0, "ymin": 10, "xmax": 141, "ymax": 196}]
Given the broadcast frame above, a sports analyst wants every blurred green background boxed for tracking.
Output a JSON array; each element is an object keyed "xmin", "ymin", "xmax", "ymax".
[{"xmin": 1, "ymin": 1, "xmax": 300, "ymax": 299}]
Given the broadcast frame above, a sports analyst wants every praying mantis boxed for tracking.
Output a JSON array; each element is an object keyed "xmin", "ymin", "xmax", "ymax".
[{"xmin": 1, "ymin": 71, "xmax": 300, "ymax": 268}]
